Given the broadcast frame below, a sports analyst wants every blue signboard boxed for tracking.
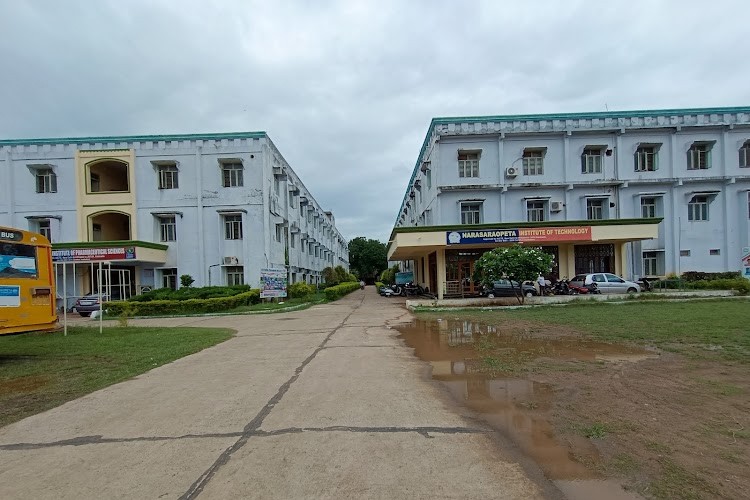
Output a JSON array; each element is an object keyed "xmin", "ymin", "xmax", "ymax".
[
  {"xmin": 447, "ymin": 229, "xmax": 520, "ymax": 245},
  {"xmin": 0, "ymin": 285, "xmax": 21, "ymax": 307}
]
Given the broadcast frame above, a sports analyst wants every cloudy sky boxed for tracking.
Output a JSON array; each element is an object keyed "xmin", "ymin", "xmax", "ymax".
[{"xmin": 2, "ymin": 0, "xmax": 749, "ymax": 243}]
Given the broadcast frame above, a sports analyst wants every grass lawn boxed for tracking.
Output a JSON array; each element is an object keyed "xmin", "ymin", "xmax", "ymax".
[
  {"xmin": 229, "ymin": 292, "xmax": 327, "ymax": 313},
  {"xmin": 0, "ymin": 326, "xmax": 234, "ymax": 428},
  {"xmin": 418, "ymin": 299, "xmax": 750, "ymax": 363}
]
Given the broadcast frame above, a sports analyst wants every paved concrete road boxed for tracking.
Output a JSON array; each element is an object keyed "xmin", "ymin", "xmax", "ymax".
[{"xmin": 0, "ymin": 290, "xmax": 548, "ymax": 499}]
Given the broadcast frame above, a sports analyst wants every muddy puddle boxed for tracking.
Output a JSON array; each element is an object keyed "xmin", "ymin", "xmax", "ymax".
[{"xmin": 395, "ymin": 317, "xmax": 656, "ymax": 500}]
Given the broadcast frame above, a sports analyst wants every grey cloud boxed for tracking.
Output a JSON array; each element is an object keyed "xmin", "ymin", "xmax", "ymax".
[{"xmin": 2, "ymin": 0, "xmax": 750, "ymax": 242}]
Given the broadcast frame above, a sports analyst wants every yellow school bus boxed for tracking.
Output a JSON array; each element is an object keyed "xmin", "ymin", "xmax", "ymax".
[{"xmin": 0, "ymin": 226, "xmax": 58, "ymax": 335}]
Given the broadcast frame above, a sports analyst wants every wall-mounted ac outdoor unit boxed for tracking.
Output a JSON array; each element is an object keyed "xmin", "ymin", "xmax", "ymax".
[
  {"xmin": 550, "ymin": 201, "xmax": 563, "ymax": 212},
  {"xmin": 505, "ymin": 166, "xmax": 519, "ymax": 178},
  {"xmin": 223, "ymin": 256, "xmax": 239, "ymax": 265}
]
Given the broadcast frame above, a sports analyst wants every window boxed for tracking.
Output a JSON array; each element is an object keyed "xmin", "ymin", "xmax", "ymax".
[
  {"xmin": 224, "ymin": 214, "xmax": 243, "ymax": 239},
  {"xmin": 35, "ymin": 168, "xmax": 57, "ymax": 193},
  {"xmin": 680, "ymin": 250, "xmax": 691, "ymax": 257},
  {"xmin": 159, "ymin": 216, "xmax": 176, "ymax": 242},
  {"xmin": 643, "ymin": 252, "xmax": 659, "ymax": 276},
  {"xmin": 522, "ymin": 149, "xmax": 544, "ymax": 175},
  {"xmin": 290, "ymin": 234, "xmax": 296, "ymax": 248},
  {"xmin": 158, "ymin": 165, "xmax": 179, "ymax": 189},
  {"xmin": 526, "ymin": 200, "xmax": 546, "ymax": 222},
  {"xmin": 687, "ymin": 142, "xmax": 712, "ymax": 170},
  {"xmin": 581, "ymin": 147, "xmax": 603, "ymax": 174},
  {"xmin": 289, "ymin": 190, "xmax": 296, "ymax": 208},
  {"xmin": 226, "ymin": 266, "xmax": 244, "ymax": 286},
  {"xmin": 221, "ymin": 162, "xmax": 244, "ymax": 187},
  {"xmin": 740, "ymin": 141, "xmax": 750, "ymax": 168},
  {"xmin": 460, "ymin": 202, "xmax": 482, "ymax": 224},
  {"xmin": 635, "ymin": 145, "xmax": 659, "ymax": 172},
  {"xmin": 709, "ymin": 249, "xmax": 721, "ymax": 256},
  {"xmin": 161, "ymin": 268, "xmax": 177, "ymax": 290},
  {"xmin": 425, "ymin": 169, "xmax": 432, "ymax": 189},
  {"xmin": 458, "ymin": 152, "xmax": 480, "ymax": 178},
  {"xmin": 37, "ymin": 219, "xmax": 52, "ymax": 241},
  {"xmin": 587, "ymin": 199, "xmax": 604, "ymax": 220},
  {"xmin": 748, "ymin": 193, "xmax": 750, "ymax": 219},
  {"xmin": 688, "ymin": 195, "xmax": 709, "ymax": 221},
  {"xmin": 275, "ymin": 224, "xmax": 283, "ymax": 243},
  {"xmin": 640, "ymin": 197, "xmax": 657, "ymax": 218},
  {"xmin": 92, "ymin": 223, "xmax": 102, "ymax": 241}
]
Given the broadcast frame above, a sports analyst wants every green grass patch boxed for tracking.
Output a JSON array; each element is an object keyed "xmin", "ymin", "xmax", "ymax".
[
  {"xmin": 0, "ymin": 326, "xmax": 233, "ymax": 427},
  {"xmin": 649, "ymin": 457, "xmax": 717, "ymax": 499},
  {"xmin": 575, "ymin": 421, "xmax": 612, "ymax": 439},
  {"xmin": 229, "ymin": 293, "xmax": 327, "ymax": 313},
  {"xmin": 417, "ymin": 299, "xmax": 750, "ymax": 363}
]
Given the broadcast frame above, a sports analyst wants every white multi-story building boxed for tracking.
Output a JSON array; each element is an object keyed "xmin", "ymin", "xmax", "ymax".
[
  {"xmin": 0, "ymin": 132, "xmax": 349, "ymax": 297},
  {"xmin": 388, "ymin": 107, "xmax": 750, "ymax": 298}
]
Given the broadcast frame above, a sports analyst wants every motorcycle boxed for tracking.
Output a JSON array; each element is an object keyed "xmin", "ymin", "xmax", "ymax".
[{"xmin": 550, "ymin": 278, "xmax": 572, "ymax": 295}]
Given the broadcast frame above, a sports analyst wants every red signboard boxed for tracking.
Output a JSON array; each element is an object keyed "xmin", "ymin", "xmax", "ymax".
[{"xmin": 518, "ymin": 226, "xmax": 592, "ymax": 243}]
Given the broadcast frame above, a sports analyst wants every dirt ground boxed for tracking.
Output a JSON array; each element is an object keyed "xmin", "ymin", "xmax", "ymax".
[
  {"xmin": 535, "ymin": 352, "xmax": 749, "ymax": 499},
  {"xmin": 400, "ymin": 315, "xmax": 749, "ymax": 499}
]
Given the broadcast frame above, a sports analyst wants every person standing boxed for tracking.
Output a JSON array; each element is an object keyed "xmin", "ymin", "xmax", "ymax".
[{"xmin": 536, "ymin": 274, "xmax": 546, "ymax": 296}]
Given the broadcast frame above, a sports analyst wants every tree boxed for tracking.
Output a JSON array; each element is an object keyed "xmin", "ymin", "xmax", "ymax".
[
  {"xmin": 180, "ymin": 274, "xmax": 195, "ymax": 288},
  {"xmin": 347, "ymin": 237, "xmax": 388, "ymax": 282},
  {"xmin": 473, "ymin": 245, "xmax": 553, "ymax": 304},
  {"xmin": 380, "ymin": 264, "xmax": 400, "ymax": 285}
]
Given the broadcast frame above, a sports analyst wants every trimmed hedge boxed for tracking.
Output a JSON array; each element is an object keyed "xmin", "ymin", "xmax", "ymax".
[
  {"xmin": 130, "ymin": 285, "xmax": 252, "ymax": 302},
  {"xmin": 653, "ymin": 277, "xmax": 749, "ymax": 295},
  {"xmin": 375, "ymin": 281, "xmax": 384, "ymax": 293},
  {"xmin": 686, "ymin": 278, "xmax": 749, "ymax": 295},
  {"xmin": 288, "ymin": 282, "xmax": 315, "ymax": 299},
  {"xmin": 681, "ymin": 271, "xmax": 740, "ymax": 282},
  {"xmin": 324, "ymin": 282, "xmax": 361, "ymax": 301},
  {"xmin": 105, "ymin": 289, "xmax": 261, "ymax": 316}
]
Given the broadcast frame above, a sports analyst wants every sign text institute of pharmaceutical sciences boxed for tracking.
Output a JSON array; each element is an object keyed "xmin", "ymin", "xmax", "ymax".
[{"xmin": 447, "ymin": 226, "xmax": 592, "ymax": 245}]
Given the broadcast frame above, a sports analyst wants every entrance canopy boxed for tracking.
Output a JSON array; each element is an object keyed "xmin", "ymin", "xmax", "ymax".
[
  {"xmin": 388, "ymin": 218, "xmax": 661, "ymax": 261},
  {"xmin": 51, "ymin": 240, "xmax": 168, "ymax": 265}
]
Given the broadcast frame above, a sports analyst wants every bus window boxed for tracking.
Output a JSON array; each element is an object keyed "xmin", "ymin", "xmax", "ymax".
[{"xmin": 0, "ymin": 242, "xmax": 38, "ymax": 279}]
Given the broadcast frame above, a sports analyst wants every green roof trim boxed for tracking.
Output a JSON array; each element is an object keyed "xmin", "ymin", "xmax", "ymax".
[
  {"xmin": 53, "ymin": 240, "xmax": 169, "ymax": 251},
  {"xmin": 0, "ymin": 131, "xmax": 267, "ymax": 147},
  {"xmin": 394, "ymin": 105, "xmax": 750, "ymax": 226},
  {"xmin": 431, "ymin": 106, "xmax": 750, "ymax": 125},
  {"xmin": 389, "ymin": 218, "xmax": 663, "ymax": 244}
]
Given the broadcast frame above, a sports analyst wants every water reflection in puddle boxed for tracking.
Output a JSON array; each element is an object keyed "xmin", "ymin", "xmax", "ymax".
[{"xmin": 395, "ymin": 317, "xmax": 651, "ymax": 500}]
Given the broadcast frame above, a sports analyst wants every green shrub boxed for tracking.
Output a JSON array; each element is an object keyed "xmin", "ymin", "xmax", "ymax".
[
  {"xmin": 345, "ymin": 273, "xmax": 358, "ymax": 283},
  {"xmin": 682, "ymin": 271, "xmax": 740, "ymax": 282},
  {"xmin": 686, "ymin": 278, "xmax": 749, "ymax": 295},
  {"xmin": 105, "ymin": 289, "xmax": 261, "ymax": 316},
  {"xmin": 288, "ymin": 282, "xmax": 315, "ymax": 299},
  {"xmin": 375, "ymin": 281, "xmax": 384, "ymax": 293},
  {"xmin": 323, "ymin": 282, "xmax": 361, "ymax": 301},
  {"xmin": 130, "ymin": 285, "xmax": 252, "ymax": 302}
]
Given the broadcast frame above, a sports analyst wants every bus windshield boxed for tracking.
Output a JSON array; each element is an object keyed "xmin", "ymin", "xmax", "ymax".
[{"xmin": 0, "ymin": 242, "xmax": 38, "ymax": 279}]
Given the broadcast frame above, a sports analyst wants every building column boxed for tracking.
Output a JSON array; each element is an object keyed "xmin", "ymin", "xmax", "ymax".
[
  {"xmin": 565, "ymin": 244, "xmax": 576, "ymax": 278},
  {"xmin": 436, "ymin": 249, "xmax": 446, "ymax": 300},
  {"xmin": 615, "ymin": 243, "xmax": 628, "ymax": 277}
]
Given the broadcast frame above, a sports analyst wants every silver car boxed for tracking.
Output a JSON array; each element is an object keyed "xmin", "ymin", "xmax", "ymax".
[{"xmin": 569, "ymin": 273, "xmax": 641, "ymax": 294}]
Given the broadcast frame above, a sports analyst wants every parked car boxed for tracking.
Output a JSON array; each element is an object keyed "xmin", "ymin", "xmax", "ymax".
[
  {"xmin": 482, "ymin": 279, "xmax": 538, "ymax": 298},
  {"xmin": 569, "ymin": 273, "xmax": 640, "ymax": 294},
  {"xmin": 73, "ymin": 292, "xmax": 118, "ymax": 316}
]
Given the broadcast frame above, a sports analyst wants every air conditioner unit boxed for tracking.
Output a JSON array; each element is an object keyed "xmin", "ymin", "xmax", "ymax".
[
  {"xmin": 550, "ymin": 201, "xmax": 563, "ymax": 212},
  {"xmin": 505, "ymin": 166, "xmax": 518, "ymax": 178},
  {"xmin": 223, "ymin": 256, "xmax": 239, "ymax": 265}
]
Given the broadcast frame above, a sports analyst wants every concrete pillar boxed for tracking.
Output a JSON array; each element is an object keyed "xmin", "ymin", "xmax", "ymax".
[
  {"xmin": 565, "ymin": 244, "xmax": 576, "ymax": 278},
  {"xmin": 436, "ymin": 249, "xmax": 446, "ymax": 299}
]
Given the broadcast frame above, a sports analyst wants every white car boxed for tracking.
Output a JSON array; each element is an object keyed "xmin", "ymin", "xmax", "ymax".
[{"xmin": 569, "ymin": 273, "xmax": 641, "ymax": 294}]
